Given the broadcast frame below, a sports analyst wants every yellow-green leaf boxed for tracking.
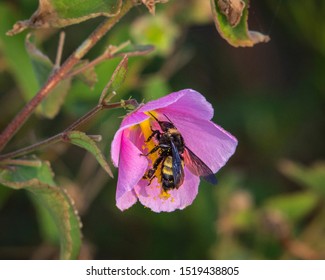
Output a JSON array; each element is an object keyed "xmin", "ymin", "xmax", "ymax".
[
  {"xmin": 65, "ymin": 131, "xmax": 113, "ymax": 178},
  {"xmin": 109, "ymin": 55, "xmax": 128, "ymax": 93},
  {"xmin": 0, "ymin": 160, "xmax": 82, "ymax": 260},
  {"xmin": 7, "ymin": 0, "xmax": 123, "ymax": 36},
  {"xmin": 210, "ymin": 0, "xmax": 270, "ymax": 47},
  {"xmin": 100, "ymin": 55, "xmax": 128, "ymax": 103}
]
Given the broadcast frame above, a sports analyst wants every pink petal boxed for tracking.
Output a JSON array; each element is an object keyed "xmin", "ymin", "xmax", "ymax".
[
  {"xmin": 161, "ymin": 112, "xmax": 237, "ymax": 173},
  {"xmin": 115, "ymin": 131, "xmax": 148, "ymax": 211},
  {"xmin": 111, "ymin": 111, "xmax": 149, "ymax": 167},
  {"xmin": 135, "ymin": 168, "xmax": 200, "ymax": 212},
  {"xmin": 116, "ymin": 188, "xmax": 138, "ymax": 211},
  {"xmin": 139, "ymin": 89, "xmax": 214, "ymax": 120}
]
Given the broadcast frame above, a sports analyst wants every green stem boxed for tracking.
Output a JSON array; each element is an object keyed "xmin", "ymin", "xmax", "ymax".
[
  {"xmin": 0, "ymin": 159, "xmax": 43, "ymax": 167},
  {"xmin": 0, "ymin": 0, "xmax": 135, "ymax": 152}
]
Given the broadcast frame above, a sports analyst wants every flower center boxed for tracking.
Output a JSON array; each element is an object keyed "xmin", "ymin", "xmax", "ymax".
[{"xmin": 140, "ymin": 115, "xmax": 161, "ymax": 178}]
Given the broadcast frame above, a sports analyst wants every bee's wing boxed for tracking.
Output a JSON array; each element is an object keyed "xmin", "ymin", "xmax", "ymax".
[
  {"xmin": 171, "ymin": 141, "xmax": 184, "ymax": 187},
  {"xmin": 183, "ymin": 146, "xmax": 217, "ymax": 185}
]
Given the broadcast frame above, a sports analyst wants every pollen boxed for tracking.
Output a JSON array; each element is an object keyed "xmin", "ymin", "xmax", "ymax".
[
  {"xmin": 159, "ymin": 190, "xmax": 171, "ymax": 200},
  {"xmin": 139, "ymin": 118, "xmax": 157, "ymax": 157}
]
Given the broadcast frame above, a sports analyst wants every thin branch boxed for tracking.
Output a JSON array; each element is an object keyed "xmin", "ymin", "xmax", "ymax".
[
  {"xmin": 66, "ymin": 41, "xmax": 131, "ymax": 79},
  {"xmin": 0, "ymin": 0, "xmax": 135, "ymax": 152},
  {"xmin": 0, "ymin": 134, "xmax": 64, "ymax": 160},
  {"xmin": 63, "ymin": 105, "xmax": 103, "ymax": 133},
  {"xmin": 66, "ymin": 42, "xmax": 154, "ymax": 80},
  {"xmin": 0, "ymin": 133, "xmax": 101, "ymax": 161},
  {"xmin": 0, "ymin": 159, "xmax": 42, "ymax": 167},
  {"xmin": 54, "ymin": 32, "xmax": 66, "ymax": 69},
  {"xmin": 0, "ymin": 99, "xmax": 138, "ymax": 160}
]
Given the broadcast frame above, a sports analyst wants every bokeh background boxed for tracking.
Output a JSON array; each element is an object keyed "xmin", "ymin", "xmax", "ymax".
[{"xmin": 0, "ymin": 0, "xmax": 324, "ymax": 259}]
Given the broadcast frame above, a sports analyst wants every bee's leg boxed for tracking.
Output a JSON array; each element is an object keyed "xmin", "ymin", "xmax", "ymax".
[
  {"xmin": 145, "ymin": 128, "xmax": 161, "ymax": 143},
  {"xmin": 143, "ymin": 155, "xmax": 164, "ymax": 185},
  {"xmin": 152, "ymin": 155, "xmax": 164, "ymax": 171},
  {"xmin": 141, "ymin": 144, "xmax": 170, "ymax": 157},
  {"xmin": 141, "ymin": 145, "xmax": 160, "ymax": 157},
  {"xmin": 142, "ymin": 169, "xmax": 156, "ymax": 185},
  {"xmin": 146, "ymin": 155, "xmax": 164, "ymax": 177}
]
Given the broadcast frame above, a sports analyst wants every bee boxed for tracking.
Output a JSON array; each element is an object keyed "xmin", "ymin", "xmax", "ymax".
[{"xmin": 142, "ymin": 112, "xmax": 217, "ymax": 191}]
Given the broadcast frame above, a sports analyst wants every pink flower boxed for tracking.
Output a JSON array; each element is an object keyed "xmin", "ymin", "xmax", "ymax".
[{"xmin": 111, "ymin": 89, "xmax": 237, "ymax": 212}]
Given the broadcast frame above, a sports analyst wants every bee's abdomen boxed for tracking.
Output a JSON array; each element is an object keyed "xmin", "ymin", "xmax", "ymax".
[
  {"xmin": 161, "ymin": 156, "xmax": 175, "ymax": 190},
  {"xmin": 162, "ymin": 156, "xmax": 173, "ymax": 178}
]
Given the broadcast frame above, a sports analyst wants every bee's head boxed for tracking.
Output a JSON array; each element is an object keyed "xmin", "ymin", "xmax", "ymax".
[
  {"xmin": 159, "ymin": 121, "xmax": 175, "ymax": 132},
  {"xmin": 148, "ymin": 112, "xmax": 176, "ymax": 132}
]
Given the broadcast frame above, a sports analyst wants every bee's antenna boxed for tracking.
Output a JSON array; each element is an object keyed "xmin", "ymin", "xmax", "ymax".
[
  {"xmin": 148, "ymin": 112, "xmax": 159, "ymax": 122},
  {"xmin": 163, "ymin": 114, "xmax": 174, "ymax": 124}
]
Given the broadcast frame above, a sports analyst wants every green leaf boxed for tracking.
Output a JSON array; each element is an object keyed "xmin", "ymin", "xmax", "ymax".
[
  {"xmin": 25, "ymin": 35, "xmax": 72, "ymax": 119},
  {"xmin": 25, "ymin": 35, "xmax": 53, "ymax": 85},
  {"xmin": 278, "ymin": 160, "xmax": 325, "ymax": 195},
  {"xmin": 210, "ymin": 0, "xmax": 270, "ymax": 47},
  {"xmin": 30, "ymin": 193, "xmax": 60, "ymax": 244},
  {"xmin": 108, "ymin": 55, "xmax": 128, "ymax": 93},
  {"xmin": 100, "ymin": 55, "xmax": 128, "ymax": 103},
  {"xmin": 7, "ymin": 0, "xmax": 123, "ymax": 36},
  {"xmin": 65, "ymin": 131, "xmax": 113, "ymax": 178},
  {"xmin": 0, "ymin": 160, "xmax": 82, "ymax": 259},
  {"xmin": 40, "ymin": 78, "xmax": 72, "ymax": 119},
  {"xmin": 264, "ymin": 192, "xmax": 319, "ymax": 224},
  {"xmin": 0, "ymin": 3, "xmax": 38, "ymax": 100}
]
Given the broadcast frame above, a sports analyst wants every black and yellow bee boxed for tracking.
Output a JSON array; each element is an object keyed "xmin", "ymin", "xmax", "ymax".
[{"xmin": 142, "ymin": 112, "xmax": 217, "ymax": 191}]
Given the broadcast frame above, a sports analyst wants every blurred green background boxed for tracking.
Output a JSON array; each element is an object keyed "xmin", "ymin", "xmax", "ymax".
[{"xmin": 0, "ymin": 0, "xmax": 324, "ymax": 259}]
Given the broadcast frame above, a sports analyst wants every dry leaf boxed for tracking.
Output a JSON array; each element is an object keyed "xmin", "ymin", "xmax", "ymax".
[{"xmin": 217, "ymin": 0, "xmax": 245, "ymax": 27}]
